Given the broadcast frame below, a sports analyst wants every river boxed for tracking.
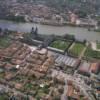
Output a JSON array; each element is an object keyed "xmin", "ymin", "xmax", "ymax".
[{"xmin": 0, "ymin": 20, "xmax": 100, "ymax": 41}]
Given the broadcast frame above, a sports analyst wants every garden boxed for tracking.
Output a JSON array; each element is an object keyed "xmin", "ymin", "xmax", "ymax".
[
  {"xmin": 50, "ymin": 40, "xmax": 71, "ymax": 51},
  {"xmin": 0, "ymin": 94, "xmax": 9, "ymax": 100},
  {"xmin": 84, "ymin": 47, "xmax": 100, "ymax": 59},
  {"xmin": 69, "ymin": 42, "xmax": 85, "ymax": 57},
  {"xmin": 97, "ymin": 43, "xmax": 100, "ymax": 49}
]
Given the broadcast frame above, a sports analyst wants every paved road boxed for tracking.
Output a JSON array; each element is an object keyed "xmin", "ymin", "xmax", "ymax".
[
  {"xmin": 61, "ymin": 79, "xmax": 68, "ymax": 100},
  {"xmin": 91, "ymin": 42, "xmax": 100, "ymax": 51}
]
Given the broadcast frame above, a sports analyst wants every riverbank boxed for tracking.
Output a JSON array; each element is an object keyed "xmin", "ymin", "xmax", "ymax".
[
  {"xmin": 33, "ymin": 20, "xmax": 95, "ymax": 28},
  {"xmin": 0, "ymin": 20, "xmax": 100, "ymax": 42},
  {"xmin": 0, "ymin": 16, "xmax": 25, "ymax": 23},
  {"xmin": 0, "ymin": 18, "xmax": 95, "ymax": 28}
]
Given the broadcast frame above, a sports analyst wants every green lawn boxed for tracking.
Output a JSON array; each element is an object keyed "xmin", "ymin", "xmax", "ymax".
[
  {"xmin": 0, "ymin": 73, "xmax": 5, "ymax": 79},
  {"xmin": 97, "ymin": 43, "xmax": 100, "ymax": 49},
  {"xmin": 69, "ymin": 43, "xmax": 85, "ymax": 56},
  {"xmin": 0, "ymin": 36, "xmax": 11, "ymax": 48},
  {"xmin": 84, "ymin": 47, "xmax": 100, "ymax": 59},
  {"xmin": 50, "ymin": 40, "xmax": 71, "ymax": 50},
  {"xmin": 25, "ymin": 83, "xmax": 34, "ymax": 90},
  {"xmin": 0, "ymin": 95, "xmax": 8, "ymax": 100}
]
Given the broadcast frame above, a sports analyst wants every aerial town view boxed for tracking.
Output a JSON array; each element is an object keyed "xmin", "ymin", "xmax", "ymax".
[{"xmin": 0, "ymin": 0, "xmax": 100, "ymax": 100}]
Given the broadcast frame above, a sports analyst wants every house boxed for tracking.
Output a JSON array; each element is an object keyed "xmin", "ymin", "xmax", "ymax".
[
  {"xmin": 0, "ymin": 61, "xmax": 6, "ymax": 67},
  {"xmin": 78, "ymin": 61, "xmax": 91, "ymax": 77},
  {"xmin": 90, "ymin": 62, "xmax": 100, "ymax": 74},
  {"xmin": 5, "ymin": 72, "xmax": 14, "ymax": 80},
  {"xmin": 70, "ymin": 13, "xmax": 78, "ymax": 24},
  {"xmin": 67, "ymin": 85, "xmax": 80, "ymax": 100},
  {"xmin": 66, "ymin": 81, "xmax": 87, "ymax": 100},
  {"xmin": 55, "ymin": 55, "xmax": 80, "ymax": 69},
  {"xmin": 96, "ymin": 90, "xmax": 100, "ymax": 99},
  {"xmin": 15, "ymin": 83, "xmax": 23, "ymax": 90},
  {"xmin": 11, "ymin": 59, "xmax": 22, "ymax": 65},
  {"xmin": 4, "ymin": 63, "xmax": 15, "ymax": 71}
]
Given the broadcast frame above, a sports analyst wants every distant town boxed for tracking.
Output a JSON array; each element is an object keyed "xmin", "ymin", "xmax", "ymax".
[{"xmin": 0, "ymin": 0, "xmax": 100, "ymax": 30}]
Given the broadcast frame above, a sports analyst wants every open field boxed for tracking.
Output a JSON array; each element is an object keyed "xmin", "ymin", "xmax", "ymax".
[
  {"xmin": 69, "ymin": 42, "xmax": 85, "ymax": 57},
  {"xmin": 84, "ymin": 47, "xmax": 100, "ymax": 59},
  {"xmin": 0, "ymin": 94, "xmax": 8, "ymax": 100},
  {"xmin": 97, "ymin": 43, "xmax": 100, "ymax": 49},
  {"xmin": 50, "ymin": 40, "xmax": 71, "ymax": 50}
]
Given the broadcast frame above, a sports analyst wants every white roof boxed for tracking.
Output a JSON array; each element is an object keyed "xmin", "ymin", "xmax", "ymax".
[
  {"xmin": 37, "ymin": 48, "xmax": 47, "ymax": 54},
  {"xmin": 16, "ymin": 65, "xmax": 20, "ymax": 69}
]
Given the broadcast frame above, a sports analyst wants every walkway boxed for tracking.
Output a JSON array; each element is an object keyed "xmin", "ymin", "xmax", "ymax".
[
  {"xmin": 79, "ymin": 47, "xmax": 87, "ymax": 59},
  {"xmin": 61, "ymin": 79, "xmax": 68, "ymax": 100},
  {"xmin": 91, "ymin": 42, "xmax": 100, "ymax": 52}
]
